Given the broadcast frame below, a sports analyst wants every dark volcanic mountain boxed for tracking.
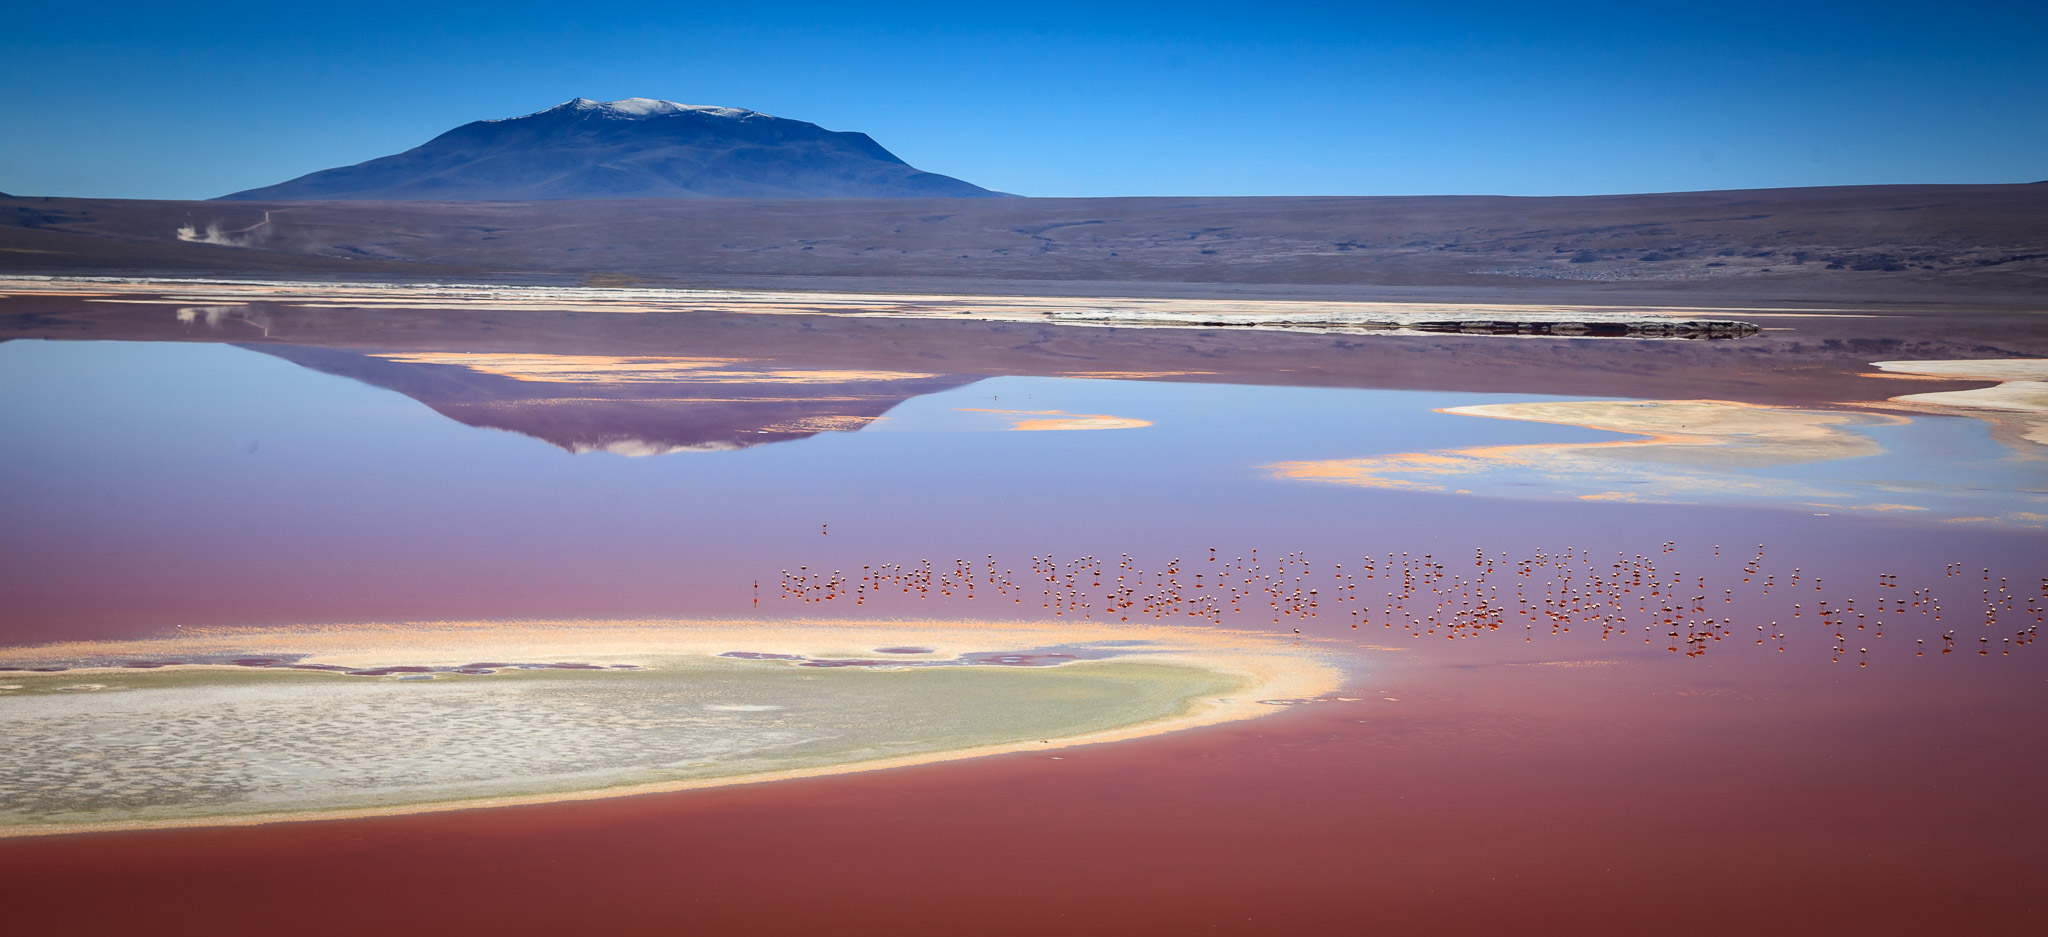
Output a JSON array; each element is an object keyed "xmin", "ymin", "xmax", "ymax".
[{"xmin": 219, "ymin": 98, "xmax": 1002, "ymax": 201}]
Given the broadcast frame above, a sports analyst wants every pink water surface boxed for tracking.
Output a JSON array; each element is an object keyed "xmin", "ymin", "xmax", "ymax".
[{"xmin": 1, "ymin": 300, "xmax": 2044, "ymax": 933}]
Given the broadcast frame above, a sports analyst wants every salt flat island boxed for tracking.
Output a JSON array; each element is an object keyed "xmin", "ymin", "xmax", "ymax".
[{"xmin": 0, "ymin": 621, "xmax": 1342, "ymax": 836}]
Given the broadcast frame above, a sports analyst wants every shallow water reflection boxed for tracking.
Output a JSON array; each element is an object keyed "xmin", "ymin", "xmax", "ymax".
[
  {"xmin": 1, "ymin": 333, "xmax": 2042, "ymax": 649},
  {"xmin": 3, "ymin": 289, "xmax": 2047, "ymax": 933}
]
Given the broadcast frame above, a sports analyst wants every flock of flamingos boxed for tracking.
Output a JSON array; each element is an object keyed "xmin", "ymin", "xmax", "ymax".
[{"xmin": 775, "ymin": 540, "xmax": 2043, "ymax": 663}]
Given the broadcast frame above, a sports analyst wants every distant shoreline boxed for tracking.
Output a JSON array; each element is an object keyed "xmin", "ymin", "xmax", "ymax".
[
  {"xmin": 0, "ymin": 276, "xmax": 1768, "ymax": 339},
  {"xmin": 5, "ymin": 184, "xmax": 2044, "ymax": 310}
]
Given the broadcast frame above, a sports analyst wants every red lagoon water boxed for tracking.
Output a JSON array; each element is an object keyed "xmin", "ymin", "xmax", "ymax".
[
  {"xmin": 2, "ymin": 644, "xmax": 2042, "ymax": 936},
  {"xmin": 3, "ymin": 316, "xmax": 2045, "ymax": 933}
]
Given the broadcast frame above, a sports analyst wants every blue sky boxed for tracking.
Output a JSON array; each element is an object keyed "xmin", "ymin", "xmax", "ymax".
[{"xmin": 3, "ymin": 1, "xmax": 2042, "ymax": 199}]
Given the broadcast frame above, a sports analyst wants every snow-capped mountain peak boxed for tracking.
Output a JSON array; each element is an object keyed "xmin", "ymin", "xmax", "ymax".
[
  {"xmin": 219, "ymin": 97, "xmax": 1004, "ymax": 201},
  {"xmin": 556, "ymin": 98, "xmax": 763, "ymax": 120}
]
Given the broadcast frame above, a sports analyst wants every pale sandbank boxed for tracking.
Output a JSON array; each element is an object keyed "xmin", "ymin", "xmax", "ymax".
[
  {"xmin": 1871, "ymin": 359, "xmax": 2048, "ymax": 448},
  {"xmin": 1266, "ymin": 398, "xmax": 2044, "ymax": 523},
  {"xmin": 0, "ymin": 277, "xmax": 1760, "ymax": 338},
  {"xmin": 0, "ymin": 618, "xmax": 1343, "ymax": 838}
]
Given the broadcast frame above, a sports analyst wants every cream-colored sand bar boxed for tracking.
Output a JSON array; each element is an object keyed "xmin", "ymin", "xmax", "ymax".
[
  {"xmin": 366, "ymin": 352, "xmax": 945, "ymax": 385},
  {"xmin": 956, "ymin": 408, "xmax": 1153, "ymax": 431},
  {"xmin": 0, "ymin": 619, "xmax": 1341, "ymax": 837},
  {"xmin": 1270, "ymin": 399, "xmax": 1897, "ymax": 491},
  {"xmin": 1269, "ymin": 396, "xmax": 2047, "ymax": 522},
  {"xmin": 1872, "ymin": 359, "xmax": 2048, "ymax": 447},
  {"xmin": 0, "ymin": 276, "xmax": 1758, "ymax": 337},
  {"xmin": 1442, "ymin": 399, "xmax": 1894, "ymax": 467}
]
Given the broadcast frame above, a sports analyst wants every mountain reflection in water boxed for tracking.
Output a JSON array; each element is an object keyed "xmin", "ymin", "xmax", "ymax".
[
  {"xmin": 3, "ymin": 282, "xmax": 2048, "ymax": 935},
  {"xmin": 3, "ymin": 283, "xmax": 2047, "ymax": 644},
  {"xmin": 253, "ymin": 345, "xmax": 975, "ymax": 454}
]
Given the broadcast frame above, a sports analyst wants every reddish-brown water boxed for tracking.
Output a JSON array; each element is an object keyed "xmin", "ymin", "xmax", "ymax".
[
  {"xmin": 2, "ymin": 289, "xmax": 2044, "ymax": 933},
  {"xmin": 3, "ymin": 649, "xmax": 2041, "ymax": 935}
]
